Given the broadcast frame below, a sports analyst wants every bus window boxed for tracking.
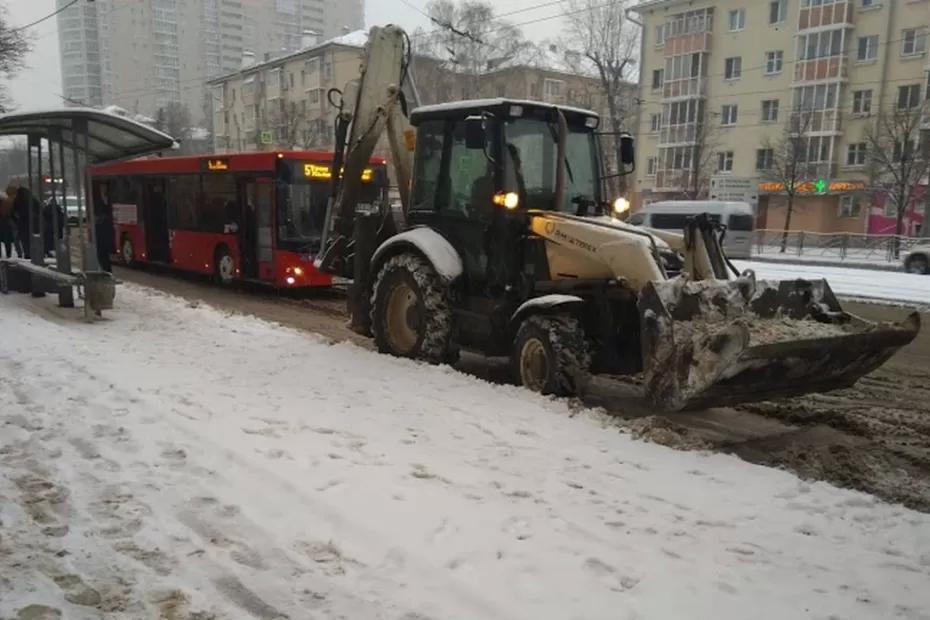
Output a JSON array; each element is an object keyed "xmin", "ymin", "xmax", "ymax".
[
  {"xmin": 201, "ymin": 173, "xmax": 237, "ymax": 233},
  {"xmin": 166, "ymin": 175, "xmax": 200, "ymax": 230},
  {"xmin": 728, "ymin": 213, "xmax": 754, "ymax": 231}
]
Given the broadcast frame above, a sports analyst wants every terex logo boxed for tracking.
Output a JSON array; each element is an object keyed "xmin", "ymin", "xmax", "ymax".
[{"xmin": 552, "ymin": 226, "xmax": 597, "ymax": 253}]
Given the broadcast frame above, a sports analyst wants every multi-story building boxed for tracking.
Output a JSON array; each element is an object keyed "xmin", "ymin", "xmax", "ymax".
[
  {"xmin": 55, "ymin": 0, "xmax": 364, "ymax": 129},
  {"xmin": 632, "ymin": 0, "xmax": 930, "ymax": 235},
  {"xmin": 209, "ymin": 35, "xmax": 628, "ymax": 159}
]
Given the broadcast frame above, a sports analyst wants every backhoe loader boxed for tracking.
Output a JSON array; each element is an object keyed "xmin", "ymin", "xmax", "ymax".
[{"xmin": 316, "ymin": 25, "xmax": 920, "ymax": 412}]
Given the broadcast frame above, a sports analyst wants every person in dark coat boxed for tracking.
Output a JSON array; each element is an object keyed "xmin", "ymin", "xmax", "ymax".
[
  {"xmin": 93, "ymin": 185, "xmax": 114, "ymax": 272},
  {"xmin": 0, "ymin": 190, "xmax": 14, "ymax": 258},
  {"xmin": 42, "ymin": 197, "xmax": 65, "ymax": 257},
  {"xmin": 13, "ymin": 187, "xmax": 33, "ymax": 259}
]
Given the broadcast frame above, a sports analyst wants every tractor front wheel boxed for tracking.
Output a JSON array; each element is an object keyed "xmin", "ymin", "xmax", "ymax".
[
  {"xmin": 371, "ymin": 253, "xmax": 455, "ymax": 364},
  {"xmin": 513, "ymin": 315, "xmax": 591, "ymax": 397}
]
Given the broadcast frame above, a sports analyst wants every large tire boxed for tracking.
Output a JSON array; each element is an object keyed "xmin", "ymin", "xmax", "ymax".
[
  {"xmin": 905, "ymin": 254, "xmax": 929, "ymax": 275},
  {"xmin": 513, "ymin": 315, "xmax": 591, "ymax": 397},
  {"xmin": 214, "ymin": 245, "xmax": 235, "ymax": 285},
  {"xmin": 370, "ymin": 253, "xmax": 455, "ymax": 364}
]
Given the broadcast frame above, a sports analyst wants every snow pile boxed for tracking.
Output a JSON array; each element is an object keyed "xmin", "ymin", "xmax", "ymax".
[
  {"xmin": 735, "ymin": 260, "xmax": 930, "ymax": 306},
  {"xmin": 1, "ymin": 287, "xmax": 929, "ymax": 619}
]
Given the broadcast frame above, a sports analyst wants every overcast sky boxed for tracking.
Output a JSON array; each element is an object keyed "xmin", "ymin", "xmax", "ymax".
[{"xmin": 3, "ymin": 0, "xmax": 566, "ymax": 112}]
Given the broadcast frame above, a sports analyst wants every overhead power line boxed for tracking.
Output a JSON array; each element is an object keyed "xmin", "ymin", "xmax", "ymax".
[{"xmin": 12, "ymin": 0, "xmax": 83, "ymax": 32}]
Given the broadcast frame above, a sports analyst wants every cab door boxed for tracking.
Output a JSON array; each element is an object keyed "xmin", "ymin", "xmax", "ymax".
[{"xmin": 408, "ymin": 118, "xmax": 515, "ymax": 293}]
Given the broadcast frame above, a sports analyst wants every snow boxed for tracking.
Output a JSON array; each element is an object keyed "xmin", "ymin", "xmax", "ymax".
[
  {"xmin": 2, "ymin": 286, "xmax": 930, "ymax": 619},
  {"xmin": 371, "ymin": 227, "xmax": 464, "ymax": 281},
  {"xmin": 328, "ymin": 29, "xmax": 369, "ymax": 49},
  {"xmin": 735, "ymin": 260, "xmax": 930, "ymax": 306},
  {"xmin": 513, "ymin": 294, "xmax": 584, "ymax": 318}
]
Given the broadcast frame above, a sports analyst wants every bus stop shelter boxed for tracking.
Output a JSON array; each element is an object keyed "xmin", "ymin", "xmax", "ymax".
[{"xmin": 0, "ymin": 108, "xmax": 175, "ymax": 319}]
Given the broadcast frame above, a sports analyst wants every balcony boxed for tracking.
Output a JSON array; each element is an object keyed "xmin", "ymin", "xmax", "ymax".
[
  {"xmin": 664, "ymin": 31, "xmax": 713, "ymax": 56},
  {"xmin": 798, "ymin": 0, "xmax": 854, "ymax": 31},
  {"xmin": 794, "ymin": 56, "xmax": 847, "ymax": 82},
  {"xmin": 663, "ymin": 77, "xmax": 705, "ymax": 100},
  {"xmin": 659, "ymin": 123, "xmax": 701, "ymax": 146}
]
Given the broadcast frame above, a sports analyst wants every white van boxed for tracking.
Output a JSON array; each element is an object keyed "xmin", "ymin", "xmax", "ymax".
[{"xmin": 628, "ymin": 200, "xmax": 755, "ymax": 259}]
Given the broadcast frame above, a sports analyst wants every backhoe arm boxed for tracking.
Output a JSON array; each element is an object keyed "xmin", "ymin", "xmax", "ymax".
[{"xmin": 315, "ymin": 24, "xmax": 416, "ymax": 278}]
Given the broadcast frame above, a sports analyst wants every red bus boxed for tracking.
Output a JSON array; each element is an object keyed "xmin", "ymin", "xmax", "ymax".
[{"xmin": 89, "ymin": 151, "xmax": 388, "ymax": 288}]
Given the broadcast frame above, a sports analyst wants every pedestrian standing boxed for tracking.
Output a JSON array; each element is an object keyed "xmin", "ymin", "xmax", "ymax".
[
  {"xmin": 0, "ymin": 190, "xmax": 14, "ymax": 258},
  {"xmin": 93, "ymin": 185, "xmax": 114, "ymax": 272},
  {"xmin": 13, "ymin": 187, "xmax": 32, "ymax": 259}
]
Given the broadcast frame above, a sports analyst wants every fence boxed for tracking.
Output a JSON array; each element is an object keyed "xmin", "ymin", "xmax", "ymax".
[{"xmin": 752, "ymin": 230, "xmax": 924, "ymax": 266}]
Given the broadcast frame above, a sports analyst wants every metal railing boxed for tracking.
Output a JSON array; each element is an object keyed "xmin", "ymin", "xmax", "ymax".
[{"xmin": 752, "ymin": 229, "xmax": 924, "ymax": 265}]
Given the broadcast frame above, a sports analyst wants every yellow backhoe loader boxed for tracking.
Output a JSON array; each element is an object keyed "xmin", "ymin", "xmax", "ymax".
[{"xmin": 314, "ymin": 25, "xmax": 919, "ymax": 411}]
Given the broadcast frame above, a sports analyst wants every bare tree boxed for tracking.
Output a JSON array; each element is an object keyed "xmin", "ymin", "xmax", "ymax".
[
  {"xmin": 560, "ymin": 0, "xmax": 638, "ymax": 185},
  {"xmin": 864, "ymin": 98, "xmax": 930, "ymax": 254},
  {"xmin": 268, "ymin": 99, "xmax": 307, "ymax": 149},
  {"xmin": 759, "ymin": 109, "xmax": 818, "ymax": 252},
  {"xmin": 155, "ymin": 102, "xmax": 193, "ymax": 148},
  {"xmin": 0, "ymin": 2, "xmax": 31, "ymax": 112},
  {"xmin": 416, "ymin": 0, "xmax": 533, "ymax": 100}
]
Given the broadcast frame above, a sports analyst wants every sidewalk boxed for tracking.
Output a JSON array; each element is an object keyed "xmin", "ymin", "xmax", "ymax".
[{"xmin": 748, "ymin": 251, "xmax": 903, "ymax": 272}]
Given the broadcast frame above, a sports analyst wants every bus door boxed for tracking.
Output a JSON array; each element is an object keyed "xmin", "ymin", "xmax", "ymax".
[
  {"xmin": 143, "ymin": 178, "xmax": 170, "ymax": 263},
  {"xmin": 238, "ymin": 177, "xmax": 274, "ymax": 280}
]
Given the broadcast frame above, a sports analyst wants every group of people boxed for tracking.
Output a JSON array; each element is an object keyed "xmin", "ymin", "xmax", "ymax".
[{"xmin": 0, "ymin": 182, "xmax": 67, "ymax": 260}]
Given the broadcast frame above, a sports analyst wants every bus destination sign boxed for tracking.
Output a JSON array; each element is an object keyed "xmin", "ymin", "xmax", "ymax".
[
  {"xmin": 204, "ymin": 158, "xmax": 230, "ymax": 172},
  {"xmin": 303, "ymin": 163, "xmax": 373, "ymax": 182}
]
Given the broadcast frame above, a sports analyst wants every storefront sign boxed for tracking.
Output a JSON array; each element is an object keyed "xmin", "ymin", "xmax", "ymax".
[{"xmin": 758, "ymin": 180, "xmax": 865, "ymax": 194}]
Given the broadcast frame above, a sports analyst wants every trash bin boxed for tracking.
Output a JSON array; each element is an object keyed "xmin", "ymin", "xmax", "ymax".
[{"xmin": 83, "ymin": 270, "xmax": 115, "ymax": 311}]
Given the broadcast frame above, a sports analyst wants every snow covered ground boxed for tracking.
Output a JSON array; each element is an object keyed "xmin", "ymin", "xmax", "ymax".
[
  {"xmin": 2, "ymin": 286, "xmax": 930, "ymax": 620},
  {"xmin": 735, "ymin": 260, "xmax": 930, "ymax": 306}
]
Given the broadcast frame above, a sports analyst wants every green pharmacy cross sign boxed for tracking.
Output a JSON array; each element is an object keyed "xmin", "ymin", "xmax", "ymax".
[{"xmin": 814, "ymin": 178, "xmax": 827, "ymax": 194}]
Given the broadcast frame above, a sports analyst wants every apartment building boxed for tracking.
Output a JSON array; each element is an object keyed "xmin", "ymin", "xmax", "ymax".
[
  {"xmin": 632, "ymin": 0, "xmax": 930, "ymax": 235},
  {"xmin": 56, "ymin": 0, "xmax": 364, "ymax": 128},
  {"xmin": 210, "ymin": 36, "xmax": 627, "ymax": 160},
  {"xmin": 209, "ymin": 31, "xmax": 368, "ymax": 154}
]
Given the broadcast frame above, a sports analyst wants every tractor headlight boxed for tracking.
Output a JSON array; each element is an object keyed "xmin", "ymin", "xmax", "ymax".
[
  {"xmin": 493, "ymin": 192, "xmax": 520, "ymax": 209},
  {"xmin": 612, "ymin": 197, "xmax": 630, "ymax": 215}
]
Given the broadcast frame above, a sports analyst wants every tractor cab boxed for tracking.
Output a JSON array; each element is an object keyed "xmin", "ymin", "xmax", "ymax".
[{"xmin": 403, "ymin": 99, "xmax": 632, "ymax": 304}]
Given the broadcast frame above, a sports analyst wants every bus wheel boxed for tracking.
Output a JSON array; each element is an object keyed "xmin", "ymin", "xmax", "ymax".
[
  {"xmin": 214, "ymin": 246, "xmax": 235, "ymax": 285},
  {"xmin": 120, "ymin": 235, "xmax": 135, "ymax": 265}
]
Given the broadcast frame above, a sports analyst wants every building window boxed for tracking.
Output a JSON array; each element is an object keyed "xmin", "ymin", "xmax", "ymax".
[
  {"xmin": 803, "ymin": 136, "xmax": 833, "ymax": 163},
  {"xmin": 852, "ymin": 89, "xmax": 873, "ymax": 115},
  {"xmin": 724, "ymin": 57, "xmax": 742, "ymax": 80},
  {"xmin": 728, "ymin": 9, "xmax": 746, "ymax": 32},
  {"xmin": 901, "ymin": 28, "xmax": 928, "ymax": 57},
  {"xmin": 847, "ymin": 142, "xmax": 868, "ymax": 166},
  {"xmin": 857, "ymin": 35, "xmax": 878, "ymax": 61},
  {"xmin": 650, "ymin": 114, "xmax": 662, "ymax": 132},
  {"xmin": 721, "ymin": 104, "xmax": 738, "ymax": 126},
  {"xmin": 544, "ymin": 79, "xmax": 565, "ymax": 98},
  {"xmin": 769, "ymin": 0, "xmax": 786, "ymax": 24},
  {"xmin": 839, "ymin": 195, "xmax": 863, "ymax": 218},
  {"xmin": 761, "ymin": 99, "xmax": 780, "ymax": 122},
  {"xmin": 898, "ymin": 84, "xmax": 921, "ymax": 110},
  {"xmin": 860, "ymin": 0, "xmax": 877, "ymax": 7},
  {"xmin": 717, "ymin": 151, "xmax": 734, "ymax": 173},
  {"xmin": 894, "ymin": 139, "xmax": 916, "ymax": 162},
  {"xmin": 652, "ymin": 69, "xmax": 664, "ymax": 89},
  {"xmin": 655, "ymin": 24, "xmax": 666, "ymax": 46},
  {"xmin": 647, "ymin": 157, "xmax": 657, "ymax": 176},
  {"xmin": 764, "ymin": 50, "xmax": 784, "ymax": 74},
  {"xmin": 756, "ymin": 148, "xmax": 774, "ymax": 170},
  {"xmin": 799, "ymin": 30, "xmax": 844, "ymax": 60}
]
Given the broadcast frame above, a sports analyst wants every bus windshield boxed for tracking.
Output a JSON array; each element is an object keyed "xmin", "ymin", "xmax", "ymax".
[
  {"xmin": 277, "ymin": 161, "xmax": 386, "ymax": 252},
  {"xmin": 503, "ymin": 118, "xmax": 599, "ymax": 213}
]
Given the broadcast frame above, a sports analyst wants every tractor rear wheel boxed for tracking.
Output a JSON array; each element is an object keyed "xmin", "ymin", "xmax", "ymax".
[
  {"xmin": 371, "ymin": 253, "xmax": 455, "ymax": 364},
  {"xmin": 513, "ymin": 315, "xmax": 591, "ymax": 397}
]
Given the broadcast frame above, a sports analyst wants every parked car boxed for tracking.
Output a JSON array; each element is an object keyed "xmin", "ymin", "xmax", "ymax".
[
  {"xmin": 63, "ymin": 196, "xmax": 84, "ymax": 225},
  {"xmin": 903, "ymin": 242, "xmax": 930, "ymax": 274}
]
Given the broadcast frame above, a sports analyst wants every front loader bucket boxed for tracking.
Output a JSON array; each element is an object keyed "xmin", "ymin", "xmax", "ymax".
[{"xmin": 640, "ymin": 277, "xmax": 920, "ymax": 412}]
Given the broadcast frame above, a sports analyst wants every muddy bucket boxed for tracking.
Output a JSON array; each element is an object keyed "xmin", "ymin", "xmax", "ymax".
[{"xmin": 639, "ymin": 277, "xmax": 920, "ymax": 412}]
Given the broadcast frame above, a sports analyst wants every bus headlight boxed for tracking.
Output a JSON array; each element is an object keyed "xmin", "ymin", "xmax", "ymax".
[
  {"xmin": 293, "ymin": 266, "xmax": 304, "ymax": 277},
  {"xmin": 613, "ymin": 197, "xmax": 630, "ymax": 215}
]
